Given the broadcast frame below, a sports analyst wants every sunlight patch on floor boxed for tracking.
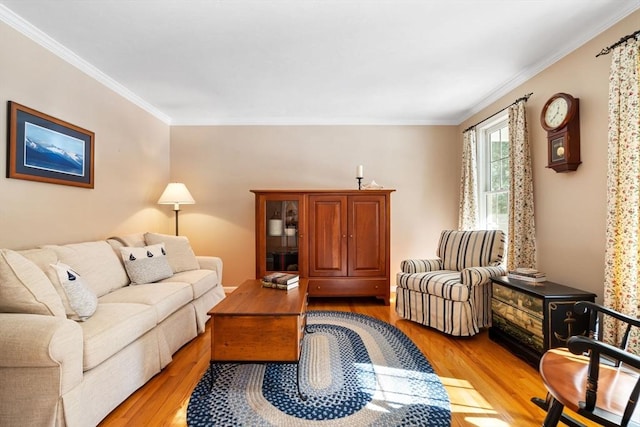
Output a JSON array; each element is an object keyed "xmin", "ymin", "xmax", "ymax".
[
  {"xmin": 440, "ymin": 376, "xmax": 497, "ymax": 415},
  {"xmin": 354, "ymin": 363, "xmax": 450, "ymax": 415},
  {"xmin": 465, "ymin": 416, "xmax": 511, "ymax": 427},
  {"xmin": 171, "ymin": 404, "xmax": 187, "ymax": 426}
]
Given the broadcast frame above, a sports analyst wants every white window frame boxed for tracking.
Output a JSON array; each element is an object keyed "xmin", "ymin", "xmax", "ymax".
[{"xmin": 477, "ymin": 114, "xmax": 509, "ymax": 232}]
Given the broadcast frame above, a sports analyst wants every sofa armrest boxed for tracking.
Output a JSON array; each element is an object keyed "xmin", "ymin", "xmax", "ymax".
[
  {"xmin": 196, "ymin": 256, "xmax": 223, "ymax": 286},
  {"xmin": 0, "ymin": 313, "xmax": 83, "ymax": 394},
  {"xmin": 461, "ymin": 266, "xmax": 507, "ymax": 287},
  {"xmin": 400, "ymin": 258, "xmax": 443, "ymax": 273}
]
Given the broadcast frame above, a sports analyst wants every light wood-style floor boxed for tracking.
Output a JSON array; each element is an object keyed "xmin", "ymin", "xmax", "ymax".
[{"xmin": 99, "ymin": 294, "xmax": 598, "ymax": 427}]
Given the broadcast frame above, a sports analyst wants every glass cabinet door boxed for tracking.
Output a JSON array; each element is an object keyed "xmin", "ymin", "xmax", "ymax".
[
  {"xmin": 252, "ymin": 191, "xmax": 305, "ymax": 279},
  {"xmin": 265, "ymin": 199, "xmax": 299, "ymax": 272}
]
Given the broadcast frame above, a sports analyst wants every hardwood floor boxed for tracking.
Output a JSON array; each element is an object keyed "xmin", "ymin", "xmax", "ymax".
[{"xmin": 99, "ymin": 294, "xmax": 598, "ymax": 426}]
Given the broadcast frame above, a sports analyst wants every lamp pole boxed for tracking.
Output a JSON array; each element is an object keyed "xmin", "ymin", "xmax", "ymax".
[{"xmin": 174, "ymin": 203, "xmax": 180, "ymax": 236}]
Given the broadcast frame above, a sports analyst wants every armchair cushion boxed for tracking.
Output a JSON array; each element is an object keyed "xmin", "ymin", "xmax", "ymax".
[
  {"xmin": 396, "ymin": 271, "xmax": 470, "ymax": 302},
  {"xmin": 438, "ymin": 230, "xmax": 505, "ymax": 271}
]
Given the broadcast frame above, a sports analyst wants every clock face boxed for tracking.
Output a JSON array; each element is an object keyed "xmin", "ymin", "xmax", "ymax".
[{"xmin": 544, "ymin": 97, "xmax": 569, "ymax": 129}]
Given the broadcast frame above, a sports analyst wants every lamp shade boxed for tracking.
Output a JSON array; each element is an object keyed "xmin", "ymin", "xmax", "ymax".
[{"xmin": 157, "ymin": 183, "xmax": 195, "ymax": 205}]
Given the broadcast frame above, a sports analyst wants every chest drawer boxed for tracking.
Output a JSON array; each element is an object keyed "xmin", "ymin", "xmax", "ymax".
[{"xmin": 492, "ymin": 283, "xmax": 544, "ymax": 352}]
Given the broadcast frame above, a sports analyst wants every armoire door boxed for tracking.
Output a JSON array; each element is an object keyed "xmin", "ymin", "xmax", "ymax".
[
  {"xmin": 348, "ymin": 194, "xmax": 386, "ymax": 277},
  {"xmin": 308, "ymin": 195, "xmax": 347, "ymax": 277}
]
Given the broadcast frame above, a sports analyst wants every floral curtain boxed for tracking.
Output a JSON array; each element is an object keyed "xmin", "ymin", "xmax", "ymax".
[
  {"xmin": 604, "ymin": 36, "xmax": 640, "ymax": 351},
  {"xmin": 459, "ymin": 129, "xmax": 478, "ymax": 230},
  {"xmin": 507, "ymin": 101, "xmax": 536, "ymax": 271}
]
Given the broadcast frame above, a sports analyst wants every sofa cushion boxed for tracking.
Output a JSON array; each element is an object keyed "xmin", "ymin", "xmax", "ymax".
[
  {"xmin": 50, "ymin": 262, "xmax": 98, "ymax": 321},
  {"xmin": 79, "ymin": 302, "xmax": 157, "ymax": 371},
  {"xmin": 43, "ymin": 241, "xmax": 129, "ymax": 297},
  {"xmin": 157, "ymin": 269, "xmax": 218, "ymax": 299},
  {"xmin": 396, "ymin": 270, "xmax": 471, "ymax": 302},
  {"xmin": 144, "ymin": 233, "xmax": 199, "ymax": 273},
  {"xmin": 119, "ymin": 244, "xmax": 173, "ymax": 285},
  {"xmin": 21, "ymin": 248, "xmax": 82, "ymax": 319},
  {"xmin": 98, "ymin": 282, "xmax": 192, "ymax": 323},
  {"xmin": 0, "ymin": 249, "xmax": 65, "ymax": 317},
  {"xmin": 109, "ymin": 233, "xmax": 147, "ymax": 248}
]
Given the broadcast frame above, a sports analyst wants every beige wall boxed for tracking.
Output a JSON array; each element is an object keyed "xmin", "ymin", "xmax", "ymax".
[
  {"xmin": 3, "ymin": 7, "xmax": 636, "ymax": 298},
  {"xmin": 0, "ymin": 21, "xmax": 171, "ymax": 249},
  {"xmin": 459, "ymin": 9, "xmax": 640, "ymax": 301},
  {"xmin": 170, "ymin": 125, "xmax": 460, "ymax": 286}
]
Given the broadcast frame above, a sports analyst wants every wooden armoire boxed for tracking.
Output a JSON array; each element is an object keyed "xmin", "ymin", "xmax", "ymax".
[{"xmin": 251, "ymin": 189, "xmax": 394, "ymax": 305}]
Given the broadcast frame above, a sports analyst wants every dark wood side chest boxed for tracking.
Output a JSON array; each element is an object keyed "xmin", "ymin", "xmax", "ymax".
[{"xmin": 489, "ymin": 276, "xmax": 596, "ymax": 367}]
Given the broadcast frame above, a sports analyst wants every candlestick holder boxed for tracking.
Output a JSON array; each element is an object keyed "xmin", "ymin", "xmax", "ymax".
[{"xmin": 356, "ymin": 177, "xmax": 363, "ymax": 190}]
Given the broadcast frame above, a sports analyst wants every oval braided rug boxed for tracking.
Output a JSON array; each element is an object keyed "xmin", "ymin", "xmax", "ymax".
[{"xmin": 187, "ymin": 311, "xmax": 451, "ymax": 426}]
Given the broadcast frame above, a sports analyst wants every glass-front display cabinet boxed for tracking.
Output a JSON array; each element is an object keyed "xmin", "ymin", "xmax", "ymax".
[{"xmin": 251, "ymin": 191, "xmax": 306, "ymax": 279}]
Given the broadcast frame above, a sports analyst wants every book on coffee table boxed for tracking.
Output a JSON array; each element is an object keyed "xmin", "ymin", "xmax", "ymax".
[
  {"xmin": 274, "ymin": 274, "xmax": 299, "ymax": 285},
  {"xmin": 276, "ymin": 281, "xmax": 299, "ymax": 290},
  {"xmin": 262, "ymin": 273, "xmax": 299, "ymax": 289}
]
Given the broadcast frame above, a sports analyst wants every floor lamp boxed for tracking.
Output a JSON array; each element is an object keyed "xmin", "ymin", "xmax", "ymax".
[{"xmin": 157, "ymin": 183, "xmax": 195, "ymax": 236}]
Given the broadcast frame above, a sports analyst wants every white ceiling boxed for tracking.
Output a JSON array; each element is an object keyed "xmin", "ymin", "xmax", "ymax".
[{"xmin": 0, "ymin": 1, "xmax": 638, "ymax": 125}]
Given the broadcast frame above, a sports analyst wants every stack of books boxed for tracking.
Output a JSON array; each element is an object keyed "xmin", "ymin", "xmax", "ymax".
[
  {"xmin": 262, "ymin": 272, "xmax": 300, "ymax": 290},
  {"xmin": 508, "ymin": 268, "xmax": 547, "ymax": 283}
]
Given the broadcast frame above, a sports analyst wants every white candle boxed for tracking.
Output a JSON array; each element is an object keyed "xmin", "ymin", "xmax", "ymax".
[{"xmin": 356, "ymin": 165, "xmax": 364, "ymax": 178}]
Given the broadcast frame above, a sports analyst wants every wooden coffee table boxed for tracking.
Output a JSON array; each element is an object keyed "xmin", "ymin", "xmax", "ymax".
[{"xmin": 208, "ymin": 278, "xmax": 309, "ymax": 362}]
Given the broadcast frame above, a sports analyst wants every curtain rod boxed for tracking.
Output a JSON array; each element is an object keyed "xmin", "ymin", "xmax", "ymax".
[
  {"xmin": 596, "ymin": 29, "xmax": 640, "ymax": 57},
  {"xmin": 463, "ymin": 93, "xmax": 532, "ymax": 133}
]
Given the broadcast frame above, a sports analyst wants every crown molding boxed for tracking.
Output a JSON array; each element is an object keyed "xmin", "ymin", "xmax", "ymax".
[
  {"xmin": 0, "ymin": 5, "xmax": 171, "ymax": 124},
  {"xmin": 456, "ymin": 2, "xmax": 640, "ymax": 125},
  {"xmin": 2, "ymin": 2, "xmax": 637, "ymax": 127},
  {"xmin": 169, "ymin": 117, "xmax": 456, "ymax": 126}
]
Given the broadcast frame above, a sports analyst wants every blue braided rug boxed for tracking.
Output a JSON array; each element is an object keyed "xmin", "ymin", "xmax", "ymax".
[{"xmin": 187, "ymin": 311, "xmax": 451, "ymax": 426}]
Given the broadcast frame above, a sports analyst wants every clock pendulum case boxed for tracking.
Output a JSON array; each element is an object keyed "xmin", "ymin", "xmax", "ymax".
[{"xmin": 540, "ymin": 93, "xmax": 581, "ymax": 172}]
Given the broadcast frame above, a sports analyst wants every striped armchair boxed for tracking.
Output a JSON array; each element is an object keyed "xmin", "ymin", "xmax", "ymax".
[{"xmin": 396, "ymin": 230, "xmax": 506, "ymax": 336}]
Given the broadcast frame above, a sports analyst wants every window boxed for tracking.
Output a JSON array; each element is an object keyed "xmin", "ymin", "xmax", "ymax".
[{"xmin": 478, "ymin": 117, "xmax": 509, "ymax": 233}]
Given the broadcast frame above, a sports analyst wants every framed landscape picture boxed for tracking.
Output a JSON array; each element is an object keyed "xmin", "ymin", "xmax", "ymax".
[{"xmin": 7, "ymin": 101, "xmax": 94, "ymax": 188}]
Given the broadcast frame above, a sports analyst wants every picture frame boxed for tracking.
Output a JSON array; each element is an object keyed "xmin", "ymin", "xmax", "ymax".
[{"xmin": 7, "ymin": 101, "xmax": 94, "ymax": 188}]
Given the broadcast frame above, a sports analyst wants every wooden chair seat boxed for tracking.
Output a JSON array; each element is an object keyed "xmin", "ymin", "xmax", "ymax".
[
  {"xmin": 540, "ymin": 348, "xmax": 640, "ymax": 423},
  {"xmin": 535, "ymin": 301, "xmax": 640, "ymax": 427}
]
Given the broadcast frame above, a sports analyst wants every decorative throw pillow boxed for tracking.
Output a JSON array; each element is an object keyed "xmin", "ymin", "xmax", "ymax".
[
  {"xmin": 0, "ymin": 249, "xmax": 65, "ymax": 317},
  {"xmin": 144, "ymin": 233, "xmax": 200, "ymax": 273},
  {"xmin": 50, "ymin": 262, "xmax": 98, "ymax": 321},
  {"xmin": 119, "ymin": 243, "xmax": 173, "ymax": 285}
]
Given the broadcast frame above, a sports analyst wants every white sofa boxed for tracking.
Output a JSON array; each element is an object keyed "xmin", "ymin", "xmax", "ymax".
[{"xmin": 0, "ymin": 232, "xmax": 225, "ymax": 427}]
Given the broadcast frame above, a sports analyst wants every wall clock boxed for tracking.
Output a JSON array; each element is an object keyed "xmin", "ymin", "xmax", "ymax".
[{"xmin": 540, "ymin": 93, "xmax": 581, "ymax": 172}]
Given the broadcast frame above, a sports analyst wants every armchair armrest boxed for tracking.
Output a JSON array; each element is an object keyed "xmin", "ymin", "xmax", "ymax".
[
  {"xmin": 400, "ymin": 259, "xmax": 443, "ymax": 273},
  {"xmin": 196, "ymin": 255, "xmax": 223, "ymax": 286},
  {"xmin": 462, "ymin": 266, "xmax": 507, "ymax": 287}
]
